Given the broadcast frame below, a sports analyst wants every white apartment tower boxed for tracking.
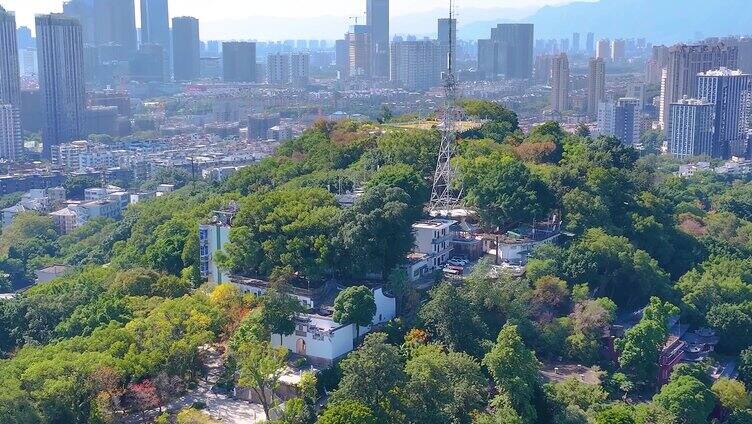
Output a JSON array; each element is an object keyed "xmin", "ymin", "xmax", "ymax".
[
  {"xmin": 587, "ymin": 57, "xmax": 606, "ymax": 118},
  {"xmin": 550, "ymin": 53, "xmax": 570, "ymax": 113}
]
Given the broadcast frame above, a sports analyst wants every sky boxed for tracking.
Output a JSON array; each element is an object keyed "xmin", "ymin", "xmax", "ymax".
[{"xmin": 2, "ymin": 0, "xmax": 580, "ymax": 39}]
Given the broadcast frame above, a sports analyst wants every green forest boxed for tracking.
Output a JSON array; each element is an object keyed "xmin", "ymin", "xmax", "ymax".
[{"xmin": 3, "ymin": 100, "xmax": 752, "ymax": 423}]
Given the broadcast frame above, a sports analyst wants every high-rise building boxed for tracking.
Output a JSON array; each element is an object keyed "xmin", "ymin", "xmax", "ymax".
[
  {"xmin": 487, "ymin": 23, "xmax": 534, "ymax": 79},
  {"xmin": 290, "ymin": 53, "xmax": 310, "ymax": 87},
  {"xmin": 478, "ymin": 24, "xmax": 532, "ymax": 79},
  {"xmin": 0, "ymin": 104, "xmax": 20, "ymax": 160},
  {"xmin": 598, "ymin": 98, "xmax": 641, "ymax": 145},
  {"xmin": 438, "ymin": 18, "xmax": 457, "ymax": 71},
  {"xmin": 247, "ymin": 113, "xmax": 280, "ymax": 141},
  {"xmin": 62, "ymin": 0, "xmax": 95, "ymax": 45},
  {"xmin": 140, "ymin": 0, "xmax": 170, "ymax": 77},
  {"xmin": 93, "ymin": 0, "xmax": 137, "ymax": 57},
  {"xmin": 20, "ymin": 89, "xmax": 42, "ymax": 133},
  {"xmin": 697, "ymin": 68, "xmax": 752, "ymax": 158},
  {"xmin": 140, "ymin": 0, "xmax": 169, "ymax": 47},
  {"xmin": 267, "ymin": 53, "xmax": 309, "ymax": 87},
  {"xmin": 572, "ymin": 33, "xmax": 580, "ymax": 54},
  {"xmin": 586, "ymin": 32, "xmax": 595, "ymax": 55},
  {"xmin": 611, "ymin": 39, "xmax": 626, "ymax": 62},
  {"xmin": 205, "ymin": 40, "xmax": 220, "ymax": 57},
  {"xmin": 550, "ymin": 53, "xmax": 570, "ymax": 113},
  {"xmin": 534, "ymin": 54, "xmax": 552, "ymax": 85},
  {"xmin": 596, "ymin": 39, "xmax": 610, "ymax": 61},
  {"xmin": 335, "ymin": 39, "xmax": 349, "ymax": 79},
  {"xmin": 346, "ymin": 25, "xmax": 371, "ymax": 79},
  {"xmin": 645, "ymin": 45, "xmax": 669, "ymax": 84},
  {"xmin": 222, "ymin": 42, "xmax": 256, "ymax": 83},
  {"xmin": 36, "ymin": 14, "xmax": 86, "ymax": 158},
  {"xmin": 16, "ymin": 25, "xmax": 33, "ymax": 49},
  {"xmin": 267, "ymin": 53, "xmax": 290, "ymax": 85},
  {"xmin": 390, "ymin": 40, "xmax": 442, "ymax": 92},
  {"xmin": 367, "ymin": 0, "xmax": 389, "ymax": 79},
  {"xmin": 738, "ymin": 38, "xmax": 752, "ymax": 74},
  {"xmin": 85, "ymin": 105, "xmax": 118, "ymax": 137},
  {"xmin": 477, "ymin": 38, "xmax": 497, "ymax": 78},
  {"xmin": 668, "ymin": 97, "xmax": 715, "ymax": 158},
  {"xmin": 560, "ymin": 38, "xmax": 570, "ymax": 55},
  {"xmin": 129, "ymin": 43, "xmax": 164, "ymax": 82},
  {"xmin": 0, "ymin": 7, "xmax": 21, "ymax": 110},
  {"xmin": 172, "ymin": 17, "xmax": 200, "ymax": 82},
  {"xmin": 0, "ymin": 7, "xmax": 21, "ymax": 161},
  {"xmin": 587, "ymin": 57, "xmax": 606, "ymax": 118},
  {"xmin": 659, "ymin": 43, "xmax": 738, "ymax": 132}
]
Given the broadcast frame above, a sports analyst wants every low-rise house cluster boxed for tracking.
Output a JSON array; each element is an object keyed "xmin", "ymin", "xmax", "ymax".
[
  {"xmin": 49, "ymin": 186, "xmax": 129, "ymax": 234},
  {"xmin": 679, "ymin": 158, "xmax": 752, "ymax": 178},
  {"xmin": 2, "ymin": 187, "xmax": 66, "ymax": 227},
  {"xmin": 605, "ymin": 311, "xmax": 728, "ymax": 387}
]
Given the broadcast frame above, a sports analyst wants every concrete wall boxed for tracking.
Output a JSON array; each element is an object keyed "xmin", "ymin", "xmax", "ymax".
[{"xmin": 272, "ymin": 288, "xmax": 396, "ymax": 363}]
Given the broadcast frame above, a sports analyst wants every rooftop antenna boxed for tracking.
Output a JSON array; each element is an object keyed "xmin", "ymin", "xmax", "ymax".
[{"xmin": 429, "ymin": 0, "xmax": 463, "ymax": 216}]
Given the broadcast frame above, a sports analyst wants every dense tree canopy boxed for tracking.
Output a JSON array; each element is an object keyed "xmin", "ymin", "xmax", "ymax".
[{"xmin": 5, "ymin": 101, "xmax": 752, "ymax": 423}]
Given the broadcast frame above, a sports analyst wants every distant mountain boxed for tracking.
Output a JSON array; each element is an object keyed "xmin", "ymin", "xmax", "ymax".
[
  {"xmin": 394, "ymin": 6, "xmax": 536, "ymax": 39},
  {"xmin": 462, "ymin": 0, "xmax": 752, "ymax": 44},
  {"xmin": 198, "ymin": 7, "xmax": 536, "ymax": 41}
]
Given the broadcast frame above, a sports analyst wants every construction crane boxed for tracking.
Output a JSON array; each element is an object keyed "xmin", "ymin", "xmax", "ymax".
[{"xmin": 429, "ymin": 0, "xmax": 463, "ymax": 216}]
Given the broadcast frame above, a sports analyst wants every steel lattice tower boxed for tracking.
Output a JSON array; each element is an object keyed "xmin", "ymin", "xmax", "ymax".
[{"xmin": 429, "ymin": 0, "xmax": 463, "ymax": 215}]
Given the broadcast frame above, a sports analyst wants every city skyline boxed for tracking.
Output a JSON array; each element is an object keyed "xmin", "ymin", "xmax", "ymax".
[{"xmin": 4, "ymin": 0, "xmax": 583, "ymax": 39}]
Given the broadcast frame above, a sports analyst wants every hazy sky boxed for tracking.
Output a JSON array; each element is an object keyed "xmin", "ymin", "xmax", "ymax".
[{"xmin": 3, "ymin": 0, "xmax": 579, "ymax": 38}]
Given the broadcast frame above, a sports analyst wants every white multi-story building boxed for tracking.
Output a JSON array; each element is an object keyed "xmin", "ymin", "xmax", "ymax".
[
  {"xmin": 389, "ymin": 40, "xmax": 442, "ymax": 92},
  {"xmin": 587, "ymin": 58, "xmax": 606, "ymax": 118},
  {"xmin": 199, "ymin": 207, "xmax": 236, "ymax": 283},
  {"xmin": 412, "ymin": 219, "xmax": 456, "ymax": 270},
  {"xmin": 54, "ymin": 140, "xmax": 125, "ymax": 171},
  {"xmin": 75, "ymin": 199, "xmax": 122, "ymax": 221},
  {"xmin": 267, "ymin": 53, "xmax": 309, "ymax": 87},
  {"xmin": 273, "ymin": 287, "xmax": 395, "ymax": 365},
  {"xmin": 231, "ymin": 278, "xmax": 397, "ymax": 365},
  {"xmin": 550, "ymin": 53, "xmax": 570, "ymax": 113},
  {"xmin": 199, "ymin": 220, "xmax": 231, "ymax": 284}
]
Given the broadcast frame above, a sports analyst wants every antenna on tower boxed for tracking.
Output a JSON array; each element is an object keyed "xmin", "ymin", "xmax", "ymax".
[
  {"xmin": 429, "ymin": 0, "xmax": 463, "ymax": 216},
  {"xmin": 448, "ymin": 0, "xmax": 454, "ymax": 74}
]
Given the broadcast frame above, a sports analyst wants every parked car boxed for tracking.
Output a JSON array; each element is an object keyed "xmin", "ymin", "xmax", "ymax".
[
  {"xmin": 447, "ymin": 258, "xmax": 468, "ymax": 267},
  {"xmin": 443, "ymin": 267, "xmax": 461, "ymax": 277}
]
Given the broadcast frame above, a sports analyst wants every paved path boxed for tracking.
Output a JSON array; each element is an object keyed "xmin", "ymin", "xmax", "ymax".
[{"xmin": 122, "ymin": 346, "xmax": 266, "ymax": 423}]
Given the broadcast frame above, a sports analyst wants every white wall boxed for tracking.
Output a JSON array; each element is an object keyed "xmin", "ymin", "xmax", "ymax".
[
  {"xmin": 206, "ymin": 224, "xmax": 231, "ymax": 284},
  {"xmin": 271, "ymin": 288, "xmax": 397, "ymax": 363}
]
